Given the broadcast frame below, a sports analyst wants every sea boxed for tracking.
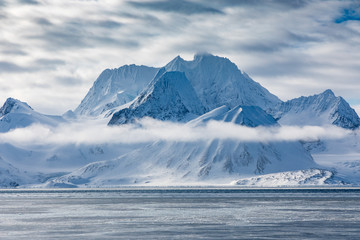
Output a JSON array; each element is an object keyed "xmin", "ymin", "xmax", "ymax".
[{"xmin": 0, "ymin": 188, "xmax": 359, "ymax": 239}]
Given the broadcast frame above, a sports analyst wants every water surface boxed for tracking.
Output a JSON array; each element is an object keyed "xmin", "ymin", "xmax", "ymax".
[{"xmin": 0, "ymin": 188, "xmax": 359, "ymax": 239}]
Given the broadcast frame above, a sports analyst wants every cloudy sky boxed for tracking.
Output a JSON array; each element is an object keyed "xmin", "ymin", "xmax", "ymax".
[{"xmin": 0, "ymin": 0, "xmax": 359, "ymax": 115}]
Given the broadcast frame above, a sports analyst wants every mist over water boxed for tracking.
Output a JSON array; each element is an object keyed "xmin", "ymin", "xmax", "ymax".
[{"xmin": 0, "ymin": 188, "xmax": 359, "ymax": 239}]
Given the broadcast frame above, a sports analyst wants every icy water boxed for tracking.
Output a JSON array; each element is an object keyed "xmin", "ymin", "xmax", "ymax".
[{"xmin": 0, "ymin": 188, "xmax": 359, "ymax": 239}]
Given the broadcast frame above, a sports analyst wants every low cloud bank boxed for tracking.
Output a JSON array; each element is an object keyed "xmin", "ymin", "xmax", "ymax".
[
  {"xmin": 0, "ymin": 119, "xmax": 350, "ymax": 145},
  {"xmin": 0, "ymin": 118, "xmax": 351, "ymax": 147}
]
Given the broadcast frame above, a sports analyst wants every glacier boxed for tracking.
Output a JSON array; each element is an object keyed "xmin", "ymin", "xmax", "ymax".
[{"xmin": 1, "ymin": 53, "xmax": 360, "ymax": 188}]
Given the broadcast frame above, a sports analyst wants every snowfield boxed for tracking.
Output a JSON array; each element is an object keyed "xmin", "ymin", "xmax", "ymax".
[{"xmin": 232, "ymin": 169, "xmax": 348, "ymax": 187}]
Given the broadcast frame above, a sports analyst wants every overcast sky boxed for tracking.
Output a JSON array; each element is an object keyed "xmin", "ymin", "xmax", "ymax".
[{"xmin": 0, "ymin": 0, "xmax": 359, "ymax": 115}]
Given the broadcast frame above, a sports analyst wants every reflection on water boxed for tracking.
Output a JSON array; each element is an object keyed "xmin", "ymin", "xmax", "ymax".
[{"xmin": 0, "ymin": 188, "xmax": 359, "ymax": 239}]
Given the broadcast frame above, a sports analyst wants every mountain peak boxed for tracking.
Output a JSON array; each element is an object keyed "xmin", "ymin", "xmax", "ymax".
[
  {"xmin": 165, "ymin": 53, "xmax": 281, "ymax": 111},
  {"xmin": 0, "ymin": 98, "xmax": 33, "ymax": 117},
  {"xmin": 322, "ymin": 89, "xmax": 335, "ymax": 96},
  {"xmin": 0, "ymin": 98, "xmax": 65, "ymax": 133},
  {"xmin": 193, "ymin": 53, "xmax": 232, "ymax": 65},
  {"xmin": 74, "ymin": 64, "xmax": 159, "ymax": 116},
  {"xmin": 270, "ymin": 90, "xmax": 360, "ymax": 129},
  {"xmin": 194, "ymin": 52, "xmax": 214, "ymax": 59},
  {"xmin": 165, "ymin": 55, "xmax": 186, "ymax": 70}
]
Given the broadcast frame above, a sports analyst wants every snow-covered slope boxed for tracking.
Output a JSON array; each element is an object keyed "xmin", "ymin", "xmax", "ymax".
[
  {"xmin": 0, "ymin": 98, "xmax": 65, "ymax": 132},
  {"xmin": 0, "ymin": 156, "xmax": 30, "ymax": 188},
  {"xmin": 232, "ymin": 169, "xmax": 347, "ymax": 187},
  {"xmin": 47, "ymin": 106, "xmax": 316, "ymax": 187},
  {"xmin": 189, "ymin": 105, "xmax": 278, "ymax": 127},
  {"xmin": 109, "ymin": 70, "xmax": 206, "ymax": 124},
  {"xmin": 0, "ymin": 140, "xmax": 144, "ymax": 176},
  {"xmin": 269, "ymin": 90, "xmax": 360, "ymax": 129},
  {"xmin": 307, "ymin": 129, "xmax": 360, "ymax": 184},
  {"xmin": 165, "ymin": 53, "xmax": 281, "ymax": 111},
  {"xmin": 74, "ymin": 65, "xmax": 159, "ymax": 117},
  {"xmin": 45, "ymin": 139, "xmax": 316, "ymax": 187}
]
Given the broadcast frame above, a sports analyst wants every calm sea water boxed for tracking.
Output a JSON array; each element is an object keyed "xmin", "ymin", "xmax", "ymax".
[{"xmin": 0, "ymin": 188, "xmax": 359, "ymax": 239}]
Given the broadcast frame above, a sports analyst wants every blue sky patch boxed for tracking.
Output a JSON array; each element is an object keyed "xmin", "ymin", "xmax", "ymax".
[{"xmin": 336, "ymin": 7, "xmax": 360, "ymax": 23}]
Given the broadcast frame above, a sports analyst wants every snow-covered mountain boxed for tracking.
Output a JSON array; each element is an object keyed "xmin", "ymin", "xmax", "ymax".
[
  {"xmin": 0, "ymin": 98, "xmax": 65, "ymax": 132},
  {"xmin": 109, "ymin": 69, "xmax": 206, "ymax": 124},
  {"xmin": 74, "ymin": 64, "xmax": 159, "ymax": 117},
  {"xmin": 165, "ymin": 53, "xmax": 281, "ymax": 111},
  {"xmin": 46, "ymin": 105, "xmax": 316, "ymax": 187},
  {"xmin": 1, "ymin": 53, "xmax": 360, "ymax": 188},
  {"xmin": 108, "ymin": 53, "xmax": 281, "ymax": 124},
  {"xmin": 76, "ymin": 53, "xmax": 281, "ymax": 121},
  {"xmin": 269, "ymin": 89, "xmax": 360, "ymax": 129}
]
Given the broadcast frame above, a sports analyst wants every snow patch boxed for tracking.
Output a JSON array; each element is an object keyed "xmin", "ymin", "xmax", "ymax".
[{"xmin": 232, "ymin": 169, "xmax": 348, "ymax": 186}]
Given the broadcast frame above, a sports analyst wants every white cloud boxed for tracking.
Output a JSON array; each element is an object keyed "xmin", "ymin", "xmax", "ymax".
[{"xmin": 0, "ymin": 118, "xmax": 350, "ymax": 147}]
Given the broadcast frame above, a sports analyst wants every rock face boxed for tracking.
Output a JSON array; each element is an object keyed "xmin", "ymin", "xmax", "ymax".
[
  {"xmin": 74, "ymin": 64, "xmax": 159, "ymax": 116},
  {"xmin": 269, "ymin": 89, "xmax": 360, "ymax": 129},
  {"xmin": 0, "ymin": 98, "xmax": 64, "ymax": 132},
  {"xmin": 109, "ymin": 70, "xmax": 206, "ymax": 124}
]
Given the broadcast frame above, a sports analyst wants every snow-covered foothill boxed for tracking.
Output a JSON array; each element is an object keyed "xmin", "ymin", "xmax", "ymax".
[
  {"xmin": 0, "ymin": 98, "xmax": 65, "ymax": 133},
  {"xmin": 232, "ymin": 169, "xmax": 348, "ymax": 187},
  {"xmin": 0, "ymin": 156, "xmax": 30, "ymax": 188}
]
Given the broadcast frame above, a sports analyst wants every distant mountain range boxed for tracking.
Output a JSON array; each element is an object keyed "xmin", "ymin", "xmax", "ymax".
[{"xmin": 1, "ymin": 53, "xmax": 359, "ymax": 188}]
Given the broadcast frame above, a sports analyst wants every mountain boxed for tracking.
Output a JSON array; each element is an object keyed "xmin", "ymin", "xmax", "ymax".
[
  {"xmin": 109, "ymin": 70, "xmax": 206, "ymax": 124},
  {"xmin": 0, "ymin": 98, "xmax": 65, "ymax": 132},
  {"xmin": 74, "ymin": 64, "xmax": 159, "ymax": 116},
  {"xmin": 269, "ymin": 89, "xmax": 360, "ymax": 129},
  {"xmin": 165, "ymin": 53, "xmax": 282, "ymax": 111},
  {"xmin": 2, "ymin": 54, "xmax": 360, "ymax": 188},
  {"xmin": 46, "ymin": 105, "xmax": 316, "ymax": 187},
  {"xmin": 108, "ymin": 53, "xmax": 281, "ymax": 125}
]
